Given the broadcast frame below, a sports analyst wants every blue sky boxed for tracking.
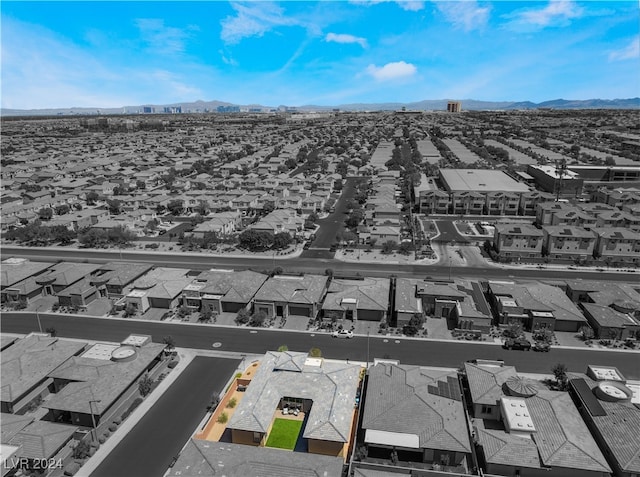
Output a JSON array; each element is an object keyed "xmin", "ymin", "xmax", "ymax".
[{"xmin": 1, "ymin": 1, "xmax": 638, "ymax": 109}]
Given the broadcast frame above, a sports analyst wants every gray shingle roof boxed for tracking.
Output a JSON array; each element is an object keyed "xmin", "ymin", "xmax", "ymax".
[
  {"xmin": 8, "ymin": 421, "xmax": 76, "ymax": 460},
  {"xmin": 464, "ymin": 362, "xmax": 517, "ymax": 407},
  {"xmin": 254, "ymin": 275, "xmax": 328, "ymax": 305}
]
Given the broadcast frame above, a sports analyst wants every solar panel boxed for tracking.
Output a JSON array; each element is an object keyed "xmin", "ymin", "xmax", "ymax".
[
  {"xmin": 570, "ymin": 378, "xmax": 606, "ymax": 417},
  {"xmin": 427, "ymin": 377, "xmax": 462, "ymax": 401}
]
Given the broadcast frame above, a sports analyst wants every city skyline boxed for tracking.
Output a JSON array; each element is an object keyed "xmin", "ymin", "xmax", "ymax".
[{"xmin": 1, "ymin": 1, "xmax": 639, "ymax": 110}]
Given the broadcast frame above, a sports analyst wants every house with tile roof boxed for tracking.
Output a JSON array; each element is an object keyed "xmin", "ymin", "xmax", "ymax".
[
  {"xmin": 1, "ymin": 336, "xmax": 86, "ymax": 414},
  {"xmin": 90, "ymin": 262, "xmax": 153, "ymax": 298},
  {"xmin": 227, "ymin": 351, "xmax": 361, "ymax": 458},
  {"xmin": 34, "ymin": 262, "xmax": 103, "ymax": 297},
  {"xmin": 181, "ymin": 269, "xmax": 268, "ymax": 314},
  {"xmin": 580, "ymin": 303, "xmax": 640, "ymax": 341},
  {"xmin": 321, "ymin": 277, "xmax": 390, "ymax": 324},
  {"xmin": 8, "ymin": 421, "xmax": 77, "ymax": 462},
  {"xmin": 488, "ymin": 281, "xmax": 587, "ymax": 332},
  {"xmin": 44, "ymin": 341, "xmax": 165, "ymax": 427},
  {"xmin": 394, "ymin": 278, "xmax": 425, "ymax": 327},
  {"xmin": 168, "ymin": 440, "xmax": 345, "ymax": 477},
  {"xmin": 464, "ymin": 361, "xmax": 611, "ymax": 477},
  {"xmin": 359, "ymin": 363, "xmax": 472, "ymax": 473},
  {"xmin": 123, "ymin": 267, "xmax": 192, "ymax": 312},
  {"xmin": 253, "ymin": 274, "xmax": 328, "ymax": 320},
  {"xmin": 1, "ymin": 259, "xmax": 53, "ymax": 305},
  {"xmin": 1, "ymin": 413, "xmax": 34, "ymax": 444},
  {"xmin": 569, "ymin": 373, "xmax": 640, "ymax": 477}
]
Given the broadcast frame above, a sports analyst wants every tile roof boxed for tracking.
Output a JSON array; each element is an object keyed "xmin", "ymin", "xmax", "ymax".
[
  {"xmin": 1, "ymin": 336, "xmax": 86, "ymax": 403},
  {"xmin": 8, "ymin": 421, "xmax": 76, "ymax": 460},
  {"xmin": 44, "ymin": 343, "xmax": 165, "ymax": 415},
  {"xmin": 254, "ymin": 275, "xmax": 328, "ymax": 305},
  {"xmin": 362, "ymin": 364, "xmax": 471, "ymax": 454},
  {"xmin": 0, "ymin": 259, "xmax": 52, "ymax": 288},
  {"xmin": 394, "ymin": 278, "xmax": 423, "ymax": 314},
  {"xmin": 578, "ymin": 376, "xmax": 640, "ymax": 474},
  {"xmin": 464, "ymin": 362, "xmax": 517, "ymax": 407},
  {"xmin": 195, "ymin": 270, "xmax": 268, "ymax": 303},
  {"xmin": 228, "ymin": 351, "xmax": 360, "ymax": 443},
  {"xmin": 169, "ymin": 439, "xmax": 344, "ymax": 477},
  {"xmin": 0, "ymin": 413, "xmax": 34, "ymax": 443},
  {"xmin": 322, "ymin": 277, "xmax": 390, "ymax": 312}
]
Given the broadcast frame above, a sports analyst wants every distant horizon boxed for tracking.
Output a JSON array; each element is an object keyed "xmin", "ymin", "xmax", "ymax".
[
  {"xmin": 2, "ymin": 96, "xmax": 639, "ymax": 114},
  {"xmin": 2, "ymin": 1, "xmax": 639, "ymax": 109}
]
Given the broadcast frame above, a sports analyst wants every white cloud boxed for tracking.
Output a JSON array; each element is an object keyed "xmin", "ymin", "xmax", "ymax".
[
  {"xmin": 350, "ymin": 0, "xmax": 425, "ymax": 11},
  {"xmin": 366, "ymin": 61, "xmax": 417, "ymax": 81},
  {"xmin": 135, "ymin": 18, "xmax": 194, "ymax": 54},
  {"xmin": 221, "ymin": 2, "xmax": 301, "ymax": 44},
  {"xmin": 436, "ymin": 1, "xmax": 490, "ymax": 31},
  {"xmin": 325, "ymin": 32, "xmax": 368, "ymax": 48},
  {"xmin": 510, "ymin": 0, "xmax": 583, "ymax": 28},
  {"xmin": 219, "ymin": 50, "xmax": 238, "ymax": 66},
  {"xmin": 609, "ymin": 36, "xmax": 640, "ymax": 62}
]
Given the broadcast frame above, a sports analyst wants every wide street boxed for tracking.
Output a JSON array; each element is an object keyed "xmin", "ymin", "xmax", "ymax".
[
  {"xmin": 1, "ymin": 246, "xmax": 636, "ymax": 282},
  {"xmin": 91, "ymin": 356, "xmax": 239, "ymax": 477},
  {"xmin": 2, "ymin": 313, "xmax": 638, "ymax": 379}
]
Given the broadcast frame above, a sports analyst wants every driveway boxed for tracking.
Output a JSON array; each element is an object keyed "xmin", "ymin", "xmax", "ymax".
[
  {"xmin": 301, "ymin": 177, "xmax": 364, "ymax": 259},
  {"xmin": 90, "ymin": 356, "xmax": 240, "ymax": 477}
]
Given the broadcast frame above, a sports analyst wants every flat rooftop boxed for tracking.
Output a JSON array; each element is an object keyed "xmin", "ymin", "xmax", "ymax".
[{"xmin": 440, "ymin": 169, "xmax": 530, "ymax": 193}]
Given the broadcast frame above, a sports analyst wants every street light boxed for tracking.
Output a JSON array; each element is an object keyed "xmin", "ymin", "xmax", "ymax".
[
  {"xmin": 88, "ymin": 399, "xmax": 101, "ymax": 443},
  {"xmin": 366, "ymin": 326, "xmax": 371, "ymax": 370}
]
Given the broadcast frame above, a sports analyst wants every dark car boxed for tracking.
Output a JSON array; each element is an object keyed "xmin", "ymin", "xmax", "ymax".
[
  {"xmin": 503, "ymin": 338, "xmax": 532, "ymax": 351},
  {"xmin": 303, "ymin": 241, "xmax": 311, "ymax": 250},
  {"xmin": 533, "ymin": 341, "xmax": 551, "ymax": 352}
]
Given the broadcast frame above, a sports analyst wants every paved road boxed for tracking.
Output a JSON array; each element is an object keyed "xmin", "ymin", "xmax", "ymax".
[
  {"xmin": 433, "ymin": 220, "xmax": 469, "ymax": 244},
  {"xmin": 301, "ymin": 177, "xmax": 364, "ymax": 259},
  {"xmin": 91, "ymin": 356, "xmax": 239, "ymax": 477},
  {"xmin": 2, "ymin": 246, "xmax": 636, "ymax": 282},
  {"xmin": 2, "ymin": 313, "xmax": 638, "ymax": 379}
]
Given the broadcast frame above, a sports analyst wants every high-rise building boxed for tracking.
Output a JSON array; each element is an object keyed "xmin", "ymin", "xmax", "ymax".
[{"xmin": 447, "ymin": 101, "xmax": 461, "ymax": 112}]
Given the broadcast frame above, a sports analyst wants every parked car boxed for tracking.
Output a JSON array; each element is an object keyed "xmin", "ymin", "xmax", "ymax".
[
  {"xmin": 303, "ymin": 241, "xmax": 311, "ymax": 250},
  {"xmin": 533, "ymin": 341, "xmax": 551, "ymax": 352},
  {"xmin": 332, "ymin": 329, "xmax": 354, "ymax": 339},
  {"xmin": 502, "ymin": 338, "xmax": 532, "ymax": 351}
]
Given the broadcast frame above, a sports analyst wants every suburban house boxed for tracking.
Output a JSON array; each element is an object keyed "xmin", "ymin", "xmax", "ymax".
[
  {"xmin": 416, "ymin": 280, "xmax": 493, "ymax": 333},
  {"xmin": 493, "ymin": 223, "xmax": 544, "ymax": 259},
  {"xmin": 1, "ymin": 259, "xmax": 52, "ymax": 305},
  {"xmin": 34, "ymin": 262, "xmax": 103, "ymax": 297},
  {"xmin": 488, "ymin": 282, "xmax": 587, "ymax": 332},
  {"xmin": 252, "ymin": 274, "xmax": 328, "ymax": 320},
  {"xmin": 181, "ymin": 270, "xmax": 268, "ymax": 314},
  {"xmin": 91, "ymin": 262, "xmax": 153, "ymax": 298},
  {"xmin": 227, "ymin": 351, "xmax": 361, "ymax": 458},
  {"xmin": 359, "ymin": 363, "xmax": 472, "ymax": 473},
  {"xmin": 189, "ymin": 211, "xmax": 242, "ymax": 238},
  {"xmin": 394, "ymin": 278, "xmax": 424, "ymax": 327},
  {"xmin": 45, "ymin": 337, "xmax": 165, "ymax": 427},
  {"xmin": 321, "ymin": 277, "xmax": 390, "ymax": 324},
  {"xmin": 6, "ymin": 420, "xmax": 78, "ymax": 464},
  {"xmin": 1, "ymin": 335, "xmax": 87, "ymax": 414},
  {"xmin": 123, "ymin": 268, "xmax": 192, "ymax": 312},
  {"xmin": 250, "ymin": 209, "xmax": 305, "ymax": 236},
  {"xmin": 168, "ymin": 440, "xmax": 344, "ymax": 477},
  {"xmin": 569, "ymin": 368, "xmax": 640, "ymax": 477},
  {"xmin": 580, "ymin": 303, "xmax": 640, "ymax": 340},
  {"xmin": 464, "ymin": 361, "xmax": 611, "ymax": 477}
]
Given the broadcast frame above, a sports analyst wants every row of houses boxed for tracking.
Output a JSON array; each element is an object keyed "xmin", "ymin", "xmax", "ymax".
[
  {"xmin": 493, "ymin": 223, "xmax": 640, "ymax": 264},
  {"xmin": 7, "ymin": 258, "xmax": 636, "ymax": 337},
  {"xmin": 1, "ymin": 333, "xmax": 166, "ymax": 467},
  {"xmin": 536, "ymin": 200, "xmax": 640, "ymax": 229},
  {"xmin": 171, "ymin": 349, "xmax": 640, "ymax": 477}
]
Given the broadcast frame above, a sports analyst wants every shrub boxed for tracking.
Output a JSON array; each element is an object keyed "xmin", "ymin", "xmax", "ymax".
[
  {"xmin": 227, "ymin": 397, "xmax": 237, "ymax": 409},
  {"xmin": 98, "ymin": 436, "xmax": 106, "ymax": 444},
  {"xmin": 64, "ymin": 462, "xmax": 81, "ymax": 476},
  {"xmin": 217, "ymin": 412, "xmax": 228, "ymax": 424},
  {"xmin": 108, "ymin": 424, "xmax": 117, "ymax": 432},
  {"xmin": 235, "ymin": 309, "xmax": 251, "ymax": 325},
  {"xmin": 309, "ymin": 347, "xmax": 322, "ymax": 358},
  {"xmin": 113, "ymin": 417, "xmax": 122, "ymax": 425},
  {"xmin": 168, "ymin": 360, "xmax": 178, "ymax": 369},
  {"xmin": 104, "ymin": 430, "xmax": 110, "ymax": 438}
]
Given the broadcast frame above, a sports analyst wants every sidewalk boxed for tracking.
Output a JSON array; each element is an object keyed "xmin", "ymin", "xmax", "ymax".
[{"xmin": 76, "ymin": 348, "xmax": 197, "ymax": 477}]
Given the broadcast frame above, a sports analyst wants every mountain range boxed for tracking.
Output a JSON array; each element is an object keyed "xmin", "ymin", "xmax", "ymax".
[{"xmin": 2, "ymin": 98, "xmax": 638, "ymax": 117}]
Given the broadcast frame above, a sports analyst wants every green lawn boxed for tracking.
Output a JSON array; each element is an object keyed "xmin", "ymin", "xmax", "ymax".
[{"xmin": 265, "ymin": 418, "xmax": 303, "ymax": 450}]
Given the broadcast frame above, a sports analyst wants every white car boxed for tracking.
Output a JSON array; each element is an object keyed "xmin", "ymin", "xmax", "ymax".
[{"xmin": 332, "ymin": 330, "xmax": 354, "ymax": 339}]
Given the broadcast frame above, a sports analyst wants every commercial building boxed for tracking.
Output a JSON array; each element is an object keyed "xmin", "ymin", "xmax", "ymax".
[
  {"xmin": 447, "ymin": 101, "xmax": 462, "ymax": 113},
  {"xmin": 439, "ymin": 169, "xmax": 530, "ymax": 195},
  {"xmin": 527, "ymin": 164, "xmax": 584, "ymax": 197}
]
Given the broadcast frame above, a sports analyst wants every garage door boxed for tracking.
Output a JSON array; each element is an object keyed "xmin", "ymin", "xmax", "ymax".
[
  {"xmin": 289, "ymin": 306, "xmax": 311, "ymax": 317},
  {"xmin": 222, "ymin": 302, "xmax": 243, "ymax": 313}
]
